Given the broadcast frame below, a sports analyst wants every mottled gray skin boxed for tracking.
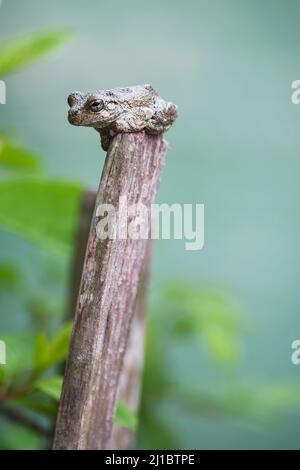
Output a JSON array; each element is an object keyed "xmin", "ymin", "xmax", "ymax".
[{"xmin": 68, "ymin": 84, "xmax": 178, "ymax": 150}]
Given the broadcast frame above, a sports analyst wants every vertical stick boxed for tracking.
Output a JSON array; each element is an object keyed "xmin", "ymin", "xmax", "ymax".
[
  {"xmin": 54, "ymin": 132, "xmax": 167, "ymax": 449},
  {"xmin": 64, "ymin": 192, "xmax": 150, "ymax": 450}
]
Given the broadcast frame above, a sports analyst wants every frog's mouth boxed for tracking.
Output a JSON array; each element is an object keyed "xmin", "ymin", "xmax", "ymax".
[
  {"xmin": 68, "ymin": 108, "xmax": 122, "ymax": 128},
  {"xmin": 68, "ymin": 108, "xmax": 84, "ymax": 126}
]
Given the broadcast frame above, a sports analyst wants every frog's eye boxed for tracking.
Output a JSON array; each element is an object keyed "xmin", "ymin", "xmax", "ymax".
[{"xmin": 89, "ymin": 99, "xmax": 104, "ymax": 112}]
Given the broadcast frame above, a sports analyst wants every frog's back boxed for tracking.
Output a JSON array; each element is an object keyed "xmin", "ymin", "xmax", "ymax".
[{"xmin": 104, "ymin": 84, "xmax": 157, "ymax": 107}]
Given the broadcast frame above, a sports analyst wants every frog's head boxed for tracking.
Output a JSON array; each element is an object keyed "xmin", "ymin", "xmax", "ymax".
[{"xmin": 68, "ymin": 91, "xmax": 123, "ymax": 129}]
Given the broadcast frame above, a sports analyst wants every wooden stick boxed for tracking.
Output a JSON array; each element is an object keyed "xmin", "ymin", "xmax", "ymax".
[
  {"xmin": 64, "ymin": 191, "xmax": 150, "ymax": 450},
  {"xmin": 54, "ymin": 132, "xmax": 166, "ymax": 449},
  {"xmin": 53, "ymin": 85, "xmax": 177, "ymax": 450}
]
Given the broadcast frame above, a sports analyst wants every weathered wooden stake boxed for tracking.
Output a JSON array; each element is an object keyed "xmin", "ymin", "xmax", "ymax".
[
  {"xmin": 53, "ymin": 85, "xmax": 177, "ymax": 450},
  {"xmin": 65, "ymin": 190, "xmax": 150, "ymax": 449}
]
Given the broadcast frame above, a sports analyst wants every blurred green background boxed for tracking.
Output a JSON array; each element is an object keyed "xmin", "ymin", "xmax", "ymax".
[{"xmin": 0, "ymin": 0, "xmax": 300, "ymax": 450}]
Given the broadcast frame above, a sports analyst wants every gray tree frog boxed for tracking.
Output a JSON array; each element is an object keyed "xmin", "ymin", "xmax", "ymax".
[{"xmin": 68, "ymin": 84, "xmax": 178, "ymax": 150}]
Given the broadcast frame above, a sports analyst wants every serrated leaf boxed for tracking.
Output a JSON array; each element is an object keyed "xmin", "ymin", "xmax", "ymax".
[
  {"xmin": 0, "ymin": 178, "xmax": 83, "ymax": 254},
  {"xmin": 114, "ymin": 400, "xmax": 137, "ymax": 431},
  {"xmin": 35, "ymin": 376, "xmax": 63, "ymax": 401},
  {"xmin": 0, "ymin": 31, "xmax": 73, "ymax": 76}
]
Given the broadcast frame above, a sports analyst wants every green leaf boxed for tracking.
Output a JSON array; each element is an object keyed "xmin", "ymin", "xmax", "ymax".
[
  {"xmin": 0, "ymin": 422, "xmax": 41, "ymax": 450},
  {"xmin": 13, "ymin": 394, "xmax": 58, "ymax": 418},
  {"xmin": 35, "ymin": 322, "xmax": 72, "ymax": 371},
  {"xmin": 160, "ymin": 282, "xmax": 246, "ymax": 366},
  {"xmin": 28, "ymin": 295, "xmax": 63, "ymax": 328},
  {"xmin": 47, "ymin": 322, "xmax": 72, "ymax": 365},
  {"xmin": 201, "ymin": 325, "xmax": 241, "ymax": 365},
  {"xmin": 35, "ymin": 376, "xmax": 63, "ymax": 401},
  {"xmin": 0, "ymin": 138, "xmax": 41, "ymax": 173},
  {"xmin": 34, "ymin": 333, "xmax": 50, "ymax": 372},
  {"xmin": 0, "ymin": 178, "xmax": 83, "ymax": 254},
  {"xmin": 0, "ymin": 333, "xmax": 35, "ymax": 380},
  {"xmin": 225, "ymin": 382, "xmax": 300, "ymax": 423},
  {"xmin": 0, "ymin": 31, "xmax": 74, "ymax": 76},
  {"xmin": 0, "ymin": 262, "xmax": 20, "ymax": 288},
  {"xmin": 114, "ymin": 400, "xmax": 138, "ymax": 431}
]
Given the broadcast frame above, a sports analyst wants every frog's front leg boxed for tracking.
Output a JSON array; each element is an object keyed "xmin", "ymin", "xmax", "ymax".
[
  {"xmin": 115, "ymin": 107, "xmax": 155, "ymax": 134},
  {"xmin": 96, "ymin": 128, "xmax": 111, "ymax": 151},
  {"xmin": 146, "ymin": 101, "xmax": 178, "ymax": 135}
]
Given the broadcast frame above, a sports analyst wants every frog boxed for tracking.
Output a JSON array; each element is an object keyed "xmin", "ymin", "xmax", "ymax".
[{"xmin": 67, "ymin": 84, "xmax": 178, "ymax": 150}]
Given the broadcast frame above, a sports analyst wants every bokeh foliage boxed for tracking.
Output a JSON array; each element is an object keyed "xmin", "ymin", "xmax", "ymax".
[{"xmin": 0, "ymin": 26, "xmax": 299, "ymax": 450}]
